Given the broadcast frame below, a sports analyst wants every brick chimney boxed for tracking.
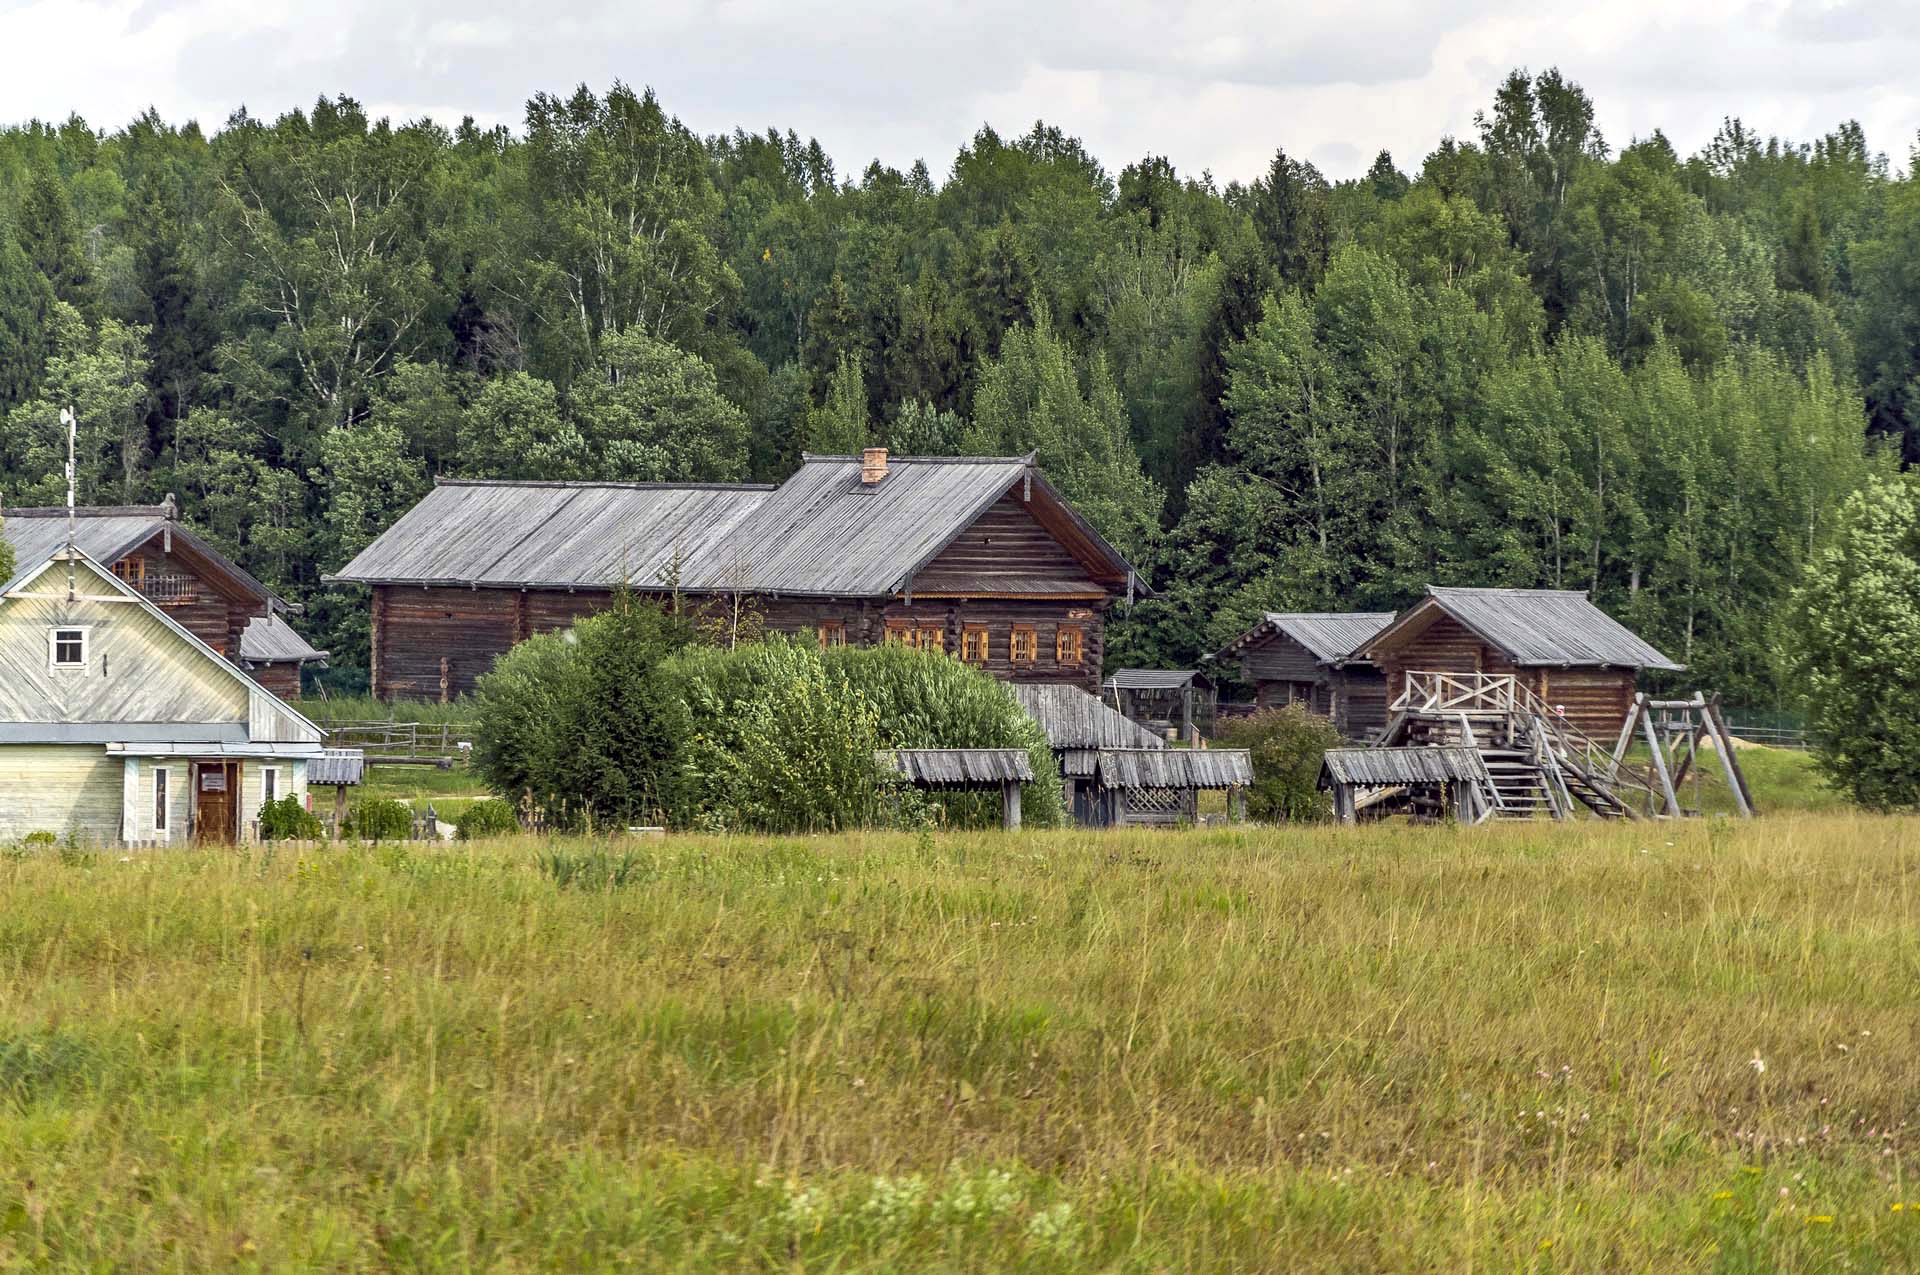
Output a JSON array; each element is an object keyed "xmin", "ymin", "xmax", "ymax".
[{"xmin": 861, "ymin": 447, "xmax": 890, "ymax": 484}]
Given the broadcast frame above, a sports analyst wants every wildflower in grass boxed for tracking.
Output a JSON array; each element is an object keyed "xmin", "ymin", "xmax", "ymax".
[
  {"xmin": 1712, "ymin": 1191, "xmax": 1734, "ymax": 1201},
  {"xmin": 861, "ymin": 1175, "xmax": 929, "ymax": 1232},
  {"xmin": 1749, "ymin": 1053, "xmax": 1766, "ymax": 1074},
  {"xmin": 1806, "ymin": 1215, "xmax": 1833, "ymax": 1226},
  {"xmin": 1026, "ymin": 1202, "xmax": 1082, "ymax": 1255}
]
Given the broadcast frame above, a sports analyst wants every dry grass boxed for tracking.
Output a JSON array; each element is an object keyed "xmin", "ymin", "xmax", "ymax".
[{"xmin": 1, "ymin": 814, "xmax": 1916, "ymax": 1270}]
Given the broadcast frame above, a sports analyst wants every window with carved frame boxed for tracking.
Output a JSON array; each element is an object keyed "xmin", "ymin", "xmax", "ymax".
[
  {"xmin": 1010, "ymin": 626, "xmax": 1038, "ymax": 663},
  {"xmin": 1055, "ymin": 626, "xmax": 1083, "ymax": 664},
  {"xmin": 961, "ymin": 626, "xmax": 990, "ymax": 663}
]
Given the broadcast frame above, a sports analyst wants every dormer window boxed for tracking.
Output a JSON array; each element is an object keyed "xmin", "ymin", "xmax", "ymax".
[{"xmin": 49, "ymin": 627, "xmax": 88, "ymax": 670}]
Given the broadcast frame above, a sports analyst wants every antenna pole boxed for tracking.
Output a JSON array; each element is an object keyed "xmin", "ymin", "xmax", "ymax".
[{"xmin": 59, "ymin": 405, "xmax": 76, "ymax": 599}]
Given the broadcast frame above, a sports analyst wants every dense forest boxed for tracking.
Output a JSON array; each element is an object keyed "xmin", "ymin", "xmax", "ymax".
[{"xmin": 0, "ymin": 69, "xmax": 1908, "ymax": 704}]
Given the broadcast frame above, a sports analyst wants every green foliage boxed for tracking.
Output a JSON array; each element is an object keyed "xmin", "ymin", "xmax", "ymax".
[
  {"xmin": 1792, "ymin": 475, "xmax": 1920, "ymax": 809},
  {"xmin": 454, "ymin": 798, "xmax": 522, "ymax": 841},
  {"xmin": 666, "ymin": 637, "xmax": 894, "ymax": 833},
  {"xmin": 345, "ymin": 798, "xmax": 414, "ymax": 842},
  {"xmin": 258, "ymin": 795, "xmax": 325, "ymax": 841},
  {"xmin": 538, "ymin": 847, "xmax": 649, "ymax": 892},
  {"xmin": 470, "ymin": 595, "xmax": 694, "ymax": 831},
  {"xmin": 820, "ymin": 642, "xmax": 1064, "ymax": 828},
  {"xmin": 1215, "ymin": 706, "xmax": 1343, "ymax": 822}
]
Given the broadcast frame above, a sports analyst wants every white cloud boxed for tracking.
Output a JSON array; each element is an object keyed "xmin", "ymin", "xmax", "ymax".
[{"xmin": 0, "ymin": 0, "xmax": 1914, "ymax": 181}]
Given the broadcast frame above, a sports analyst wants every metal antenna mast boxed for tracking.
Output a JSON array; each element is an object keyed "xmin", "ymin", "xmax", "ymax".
[{"xmin": 59, "ymin": 406, "xmax": 76, "ymax": 599}]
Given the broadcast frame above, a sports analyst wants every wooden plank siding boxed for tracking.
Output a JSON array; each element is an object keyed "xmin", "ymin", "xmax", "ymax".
[
  {"xmin": 0, "ymin": 746, "xmax": 123, "ymax": 844},
  {"xmin": 107, "ymin": 543, "xmax": 260, "ymax": 659},
  {"xmin": 1376, "ymin": 615, "xmax": 1637, "ymax": 738},
  {"xmin": 1236, "ymin": 630, "xmax": 1387, "ymax": 741}
]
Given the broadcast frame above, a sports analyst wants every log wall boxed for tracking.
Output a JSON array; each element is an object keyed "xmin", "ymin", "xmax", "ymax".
[
  {"xmin": 1377, "ymin": 615, "xmax": 1637, "ymax": 738},
  {"xmin": 371, "ymin": 585, "xmax": 1108, "ymax": 700}
]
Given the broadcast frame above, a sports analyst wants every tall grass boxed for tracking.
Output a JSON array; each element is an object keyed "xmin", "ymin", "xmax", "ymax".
[
  {"xmin": 1, "ymin": 816, "xmax": 1913, "ymax": 1269},
  {"xmin": 296, "ymin": 694, "xmax": 478, "ymax": 725}
]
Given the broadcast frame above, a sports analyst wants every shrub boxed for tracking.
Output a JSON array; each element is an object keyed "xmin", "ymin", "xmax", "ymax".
[
  {"xmin": 258, "ymin": 795, "xmax": 324, "ymax": 841},
  {"xmin": 345, "ymin": 798, "xmax": 414, "ymax": 843},
  {"xmin": 538, "ymin": 848, "xmax": 649, "ymax": 892},
  {"xmin": 823, "ymin": 642, "xmax": 1063, "ymax": 827},
  {"xmin": 455, "ymin": 798, "xmax": 521, "ymax": 841},
  {"xmin": 667, "ymin": 637, "xmax": 893, "ymax": 833},
  {"xmin": 1215, "ymin": 705, "xmax": 1342, "ymax": 822},
  {"xmin": 471, "ymin": 594, "xmax": 694, "ymax": 831}
]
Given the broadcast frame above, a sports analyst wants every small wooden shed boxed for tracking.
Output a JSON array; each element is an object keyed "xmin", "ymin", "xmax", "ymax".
[
  {"xmin": 1213, "ymin": 612, "xmax": 1394, "ymax": 740},
  {"xmin": 1103, "ymin": 669, "xmax": 1216, "ymax": 742},
  {"xmin": 882, "ymin": 748, "xmax": 1035, "ymax": 829},
  {"xmin": 1319, "ymin": 746, "xmax": 1490, "ymax": 824},
  {"xmin": 1087, "ymin": 748, "xmax": 1254, "ymax": 827}
]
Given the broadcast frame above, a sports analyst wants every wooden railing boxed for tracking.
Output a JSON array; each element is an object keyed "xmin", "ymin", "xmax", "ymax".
[
  {"xmin": 319, "ymin": 720, "xmax": 477, "ymax": 762},
  {"xmin": 1390, "ymin": 671, "xmax": 1662, "ymax": 814}
]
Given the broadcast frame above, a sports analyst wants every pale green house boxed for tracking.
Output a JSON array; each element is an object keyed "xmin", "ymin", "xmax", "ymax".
[{"xmin": 0, "ymin": 546, "xmax": 324, "ymax": 846}]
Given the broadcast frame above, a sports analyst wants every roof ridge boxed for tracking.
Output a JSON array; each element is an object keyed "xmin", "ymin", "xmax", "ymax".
[
  {"xmin": 3, "ymin": 505, "xmax": 171, "ymax": 519},
  {"xmin": 795, "ymin": 453, "xmax": 1033, "ymax": 465},
  {"xmin": 434, "ymin": 477, "xmax": 779, "ymax": 492}
]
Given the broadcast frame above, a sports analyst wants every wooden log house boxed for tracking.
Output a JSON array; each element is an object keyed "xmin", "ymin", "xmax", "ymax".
[
  {"xmin": 1, "ymin": 499, "xmax": 329, "ymax": 698},
  {"xmin": 1360, "ymin": 587, "xmax": 1681, "ymax": 738},
  {"xmin": 328, "ymin": 451, "xmax": 1146, "ymax": 700},
  {"xmin": 1212, "ymin": 612, "xmax": 1395, "ymax": 740}
]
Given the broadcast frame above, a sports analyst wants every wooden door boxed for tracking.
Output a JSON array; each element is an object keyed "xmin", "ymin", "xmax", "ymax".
[{"xmin": 194, "ymin": 762, "xmax": 239, "ymax": 843}]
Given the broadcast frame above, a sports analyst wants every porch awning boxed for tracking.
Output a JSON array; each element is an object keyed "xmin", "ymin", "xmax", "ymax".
[{"xmin": 104, "ymin": 741, "xmax": 325, "ymax": 759}]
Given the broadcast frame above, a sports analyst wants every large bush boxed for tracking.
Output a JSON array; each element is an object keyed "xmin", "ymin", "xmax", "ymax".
[
  {"xmin": 1215, "ymin": 706, "xmax": 1342, "ymax": 822},
  {"xmin": 471, "ymin": 595, "xmax": 694, "ymax": 830},
  {"xmin": 345, "ymin": 798, "xmax": 414, "ymax": 842},
  {"xmin": 454, "ymin": 798, "xmax": 522, "ymax": 841},
  {"xmin": 823, "ymin": 642, "xmax": 1063, "ymax": 827},
  {"xmin": 1793, "ymin": 474, "xmax": 1920, "ymax": 809},
  {"xmin": 666, "ymin": 637, "xmax": 894, "ymax": 833}
]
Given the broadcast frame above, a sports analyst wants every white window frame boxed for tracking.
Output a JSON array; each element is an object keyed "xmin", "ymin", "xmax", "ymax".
[
  {"xmin": 260, "ymin": 766, "xmax": 281, "ymax": 806},
  {"xmin": 48, "ymin": 625, "xmax": 90, "ymax": 671},
  {"xmin": 153, "ymin": 766, "xmax": 170, "ymax": 835}
]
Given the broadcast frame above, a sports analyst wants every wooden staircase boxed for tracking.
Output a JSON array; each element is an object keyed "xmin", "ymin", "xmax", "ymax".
[{"xmin": 1375, "ymin": 675, "xmax": 1656, "ymax": 823}]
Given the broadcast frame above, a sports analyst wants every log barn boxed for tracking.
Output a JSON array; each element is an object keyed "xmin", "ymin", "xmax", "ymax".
[
  {"xmin": 1360, "ymin": 587, "xmax": 1680, "ymax": 738},
  {"xmin": 1, "ymin": 499, "xmax": 328, "ymax": 698},
  {"xmin": 327, "ymin": 451, "xmax": 1145, "ymax": 700},
  {"xmin": 0, "ymin": 546, "xmax": 324, "ymax": 846},
  {"xmin": 1212, "ymin": 612, "xmax": 1395, "ymax": 740}
]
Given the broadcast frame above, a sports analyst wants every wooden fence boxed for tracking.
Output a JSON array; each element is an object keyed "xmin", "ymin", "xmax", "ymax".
[{"xmin": 319, "ymin": 720, "xmax": 478, "ymax": 762}]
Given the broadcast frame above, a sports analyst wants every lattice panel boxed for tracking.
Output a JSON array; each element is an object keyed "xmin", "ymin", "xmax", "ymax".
[{"xmin": 1126, "ymin": 786, "xmax": 1186, "ymax": 818}]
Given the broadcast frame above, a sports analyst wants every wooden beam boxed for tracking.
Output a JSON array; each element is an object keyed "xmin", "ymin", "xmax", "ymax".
[
  {"xmin": 1704, "ymin": 697, "xmax": 1755, "ymax": 818},
  {"xmin": 1640, "ymin": 706, "xmax": 1681, "ymax": 818},
  {"xmin": 1001, "ymin": 780, "xmax": 1022, "ymax": 831}
]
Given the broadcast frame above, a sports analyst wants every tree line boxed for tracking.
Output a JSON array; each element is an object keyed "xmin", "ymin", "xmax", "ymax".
[{"xmin": 0, "ymin": 69, "xmax": 1906, "ymax": 702}]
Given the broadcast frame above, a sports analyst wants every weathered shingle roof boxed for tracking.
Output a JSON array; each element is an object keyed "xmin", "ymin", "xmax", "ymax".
[
  {"xmin": 308, "ymin": 749, "xmax": 366, "ymax": 786},
  {"xmin": 1372, "ymin": 587, "xmax": 1680, "ymax": 670},
  {"xmin": 326, "ymin": 480, "xmax": 772, "ymax": 591},
  {"xmin": 882, "ymin": 748, "xmax": 1035, "ymax": 786},
  {"xmin": 1, "ymin": 506, "xmax": 279, "ymax": 604},
  {"xmin": 1216, "ymin": 612, "xmax": 1396, "ymax": 666},
  {"xmin": 240, "ymin": 614, "xmax": 328, "ymax": 665},
  {"xmin": 1320, "ymin": 746, "xmax": 1488, "ymax": 787},
  {"xmin": 326, "ymin": 456, "xmax": 1143, "ymax": 599},
  {"xmin": 1009, "ymin": 684, "xmax": 1166, "ymax": 751},
  {"xmin": 1094, "ymin": 748, "xmax": 1253, "ymax": 789},
  {"xmin": 1105, "ymin": 668, "xmax": 1209, "ymax": 691}
]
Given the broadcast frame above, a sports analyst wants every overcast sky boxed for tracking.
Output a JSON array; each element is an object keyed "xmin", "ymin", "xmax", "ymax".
[{"xmin": 1, "ymin": 0, "xmax": 1915, "ymax": 182}]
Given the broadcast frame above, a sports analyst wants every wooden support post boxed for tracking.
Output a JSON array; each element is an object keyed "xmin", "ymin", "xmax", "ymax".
[
  {"xmin": 1001, "ymin": 780, "xmax": 1022, "ymax": 831},
  {"xmin": 1668, "ymin": 694, "xmax": 1709, "ymax": 789},
  {"xmin": 1704, "ymin": 697, "xmax": 1755, "ymax": 818},
  {"xmin": 1230, "ymin": 785, "xmax": 1247, "ymax": 823},
  {"xmin": 333, "ymin": 785, "xmax": 347, "ymax": 836},
  {"xmin": 1182, "ymin": 689, "xmax": 1194, "ymax": 744},
  {"xmin": 1609, "ymin": 694, "xmax": 1643, "ymax": 781},
  {"xmin": 1640, "ymin": 706, "xmax": 1681, "ymax": 818}
]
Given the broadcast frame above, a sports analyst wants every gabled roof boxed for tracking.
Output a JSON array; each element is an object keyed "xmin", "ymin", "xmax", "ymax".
[
  {"xmin": 1008, "ymin": 683, "xmax": 1166, "ymax": 751},
  {"xmin": 1105, "ymin": 668, "xmax": 1209, "ymax": 691},
  {"xmin": 241, "ymin": 614, "xmax": 329, "ymax": 666},
  {"xmin": 1094, "ymin": 748, "xmax": 1253, "ymax": 789},
  {"xmin": 1321, "ymin": 746, "xmax": 1488, "ymax": 787},
  {"xmin": 326, "ymin": 456, "xmax": 1144, "ymax": 599},
  {"xmin": 1216, "ymin": 612, "xmax": 1396, "ymax": 667},
  {"xmin": 1, "ymin": 504, "xmax": 281, "ymax": 606},
  {"xmin": 1367, "ymin": 587, "xmax": 1681, "ymax": 671},
  {"xmin": 0, "ymin": 548, "xmax": 323, "ymax": 745}
]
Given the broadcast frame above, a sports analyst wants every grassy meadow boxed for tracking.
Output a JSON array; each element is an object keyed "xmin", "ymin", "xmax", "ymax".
[{"xmin": 2, "ymin": 806, "xmax": 1917, "ymax": 1270}]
